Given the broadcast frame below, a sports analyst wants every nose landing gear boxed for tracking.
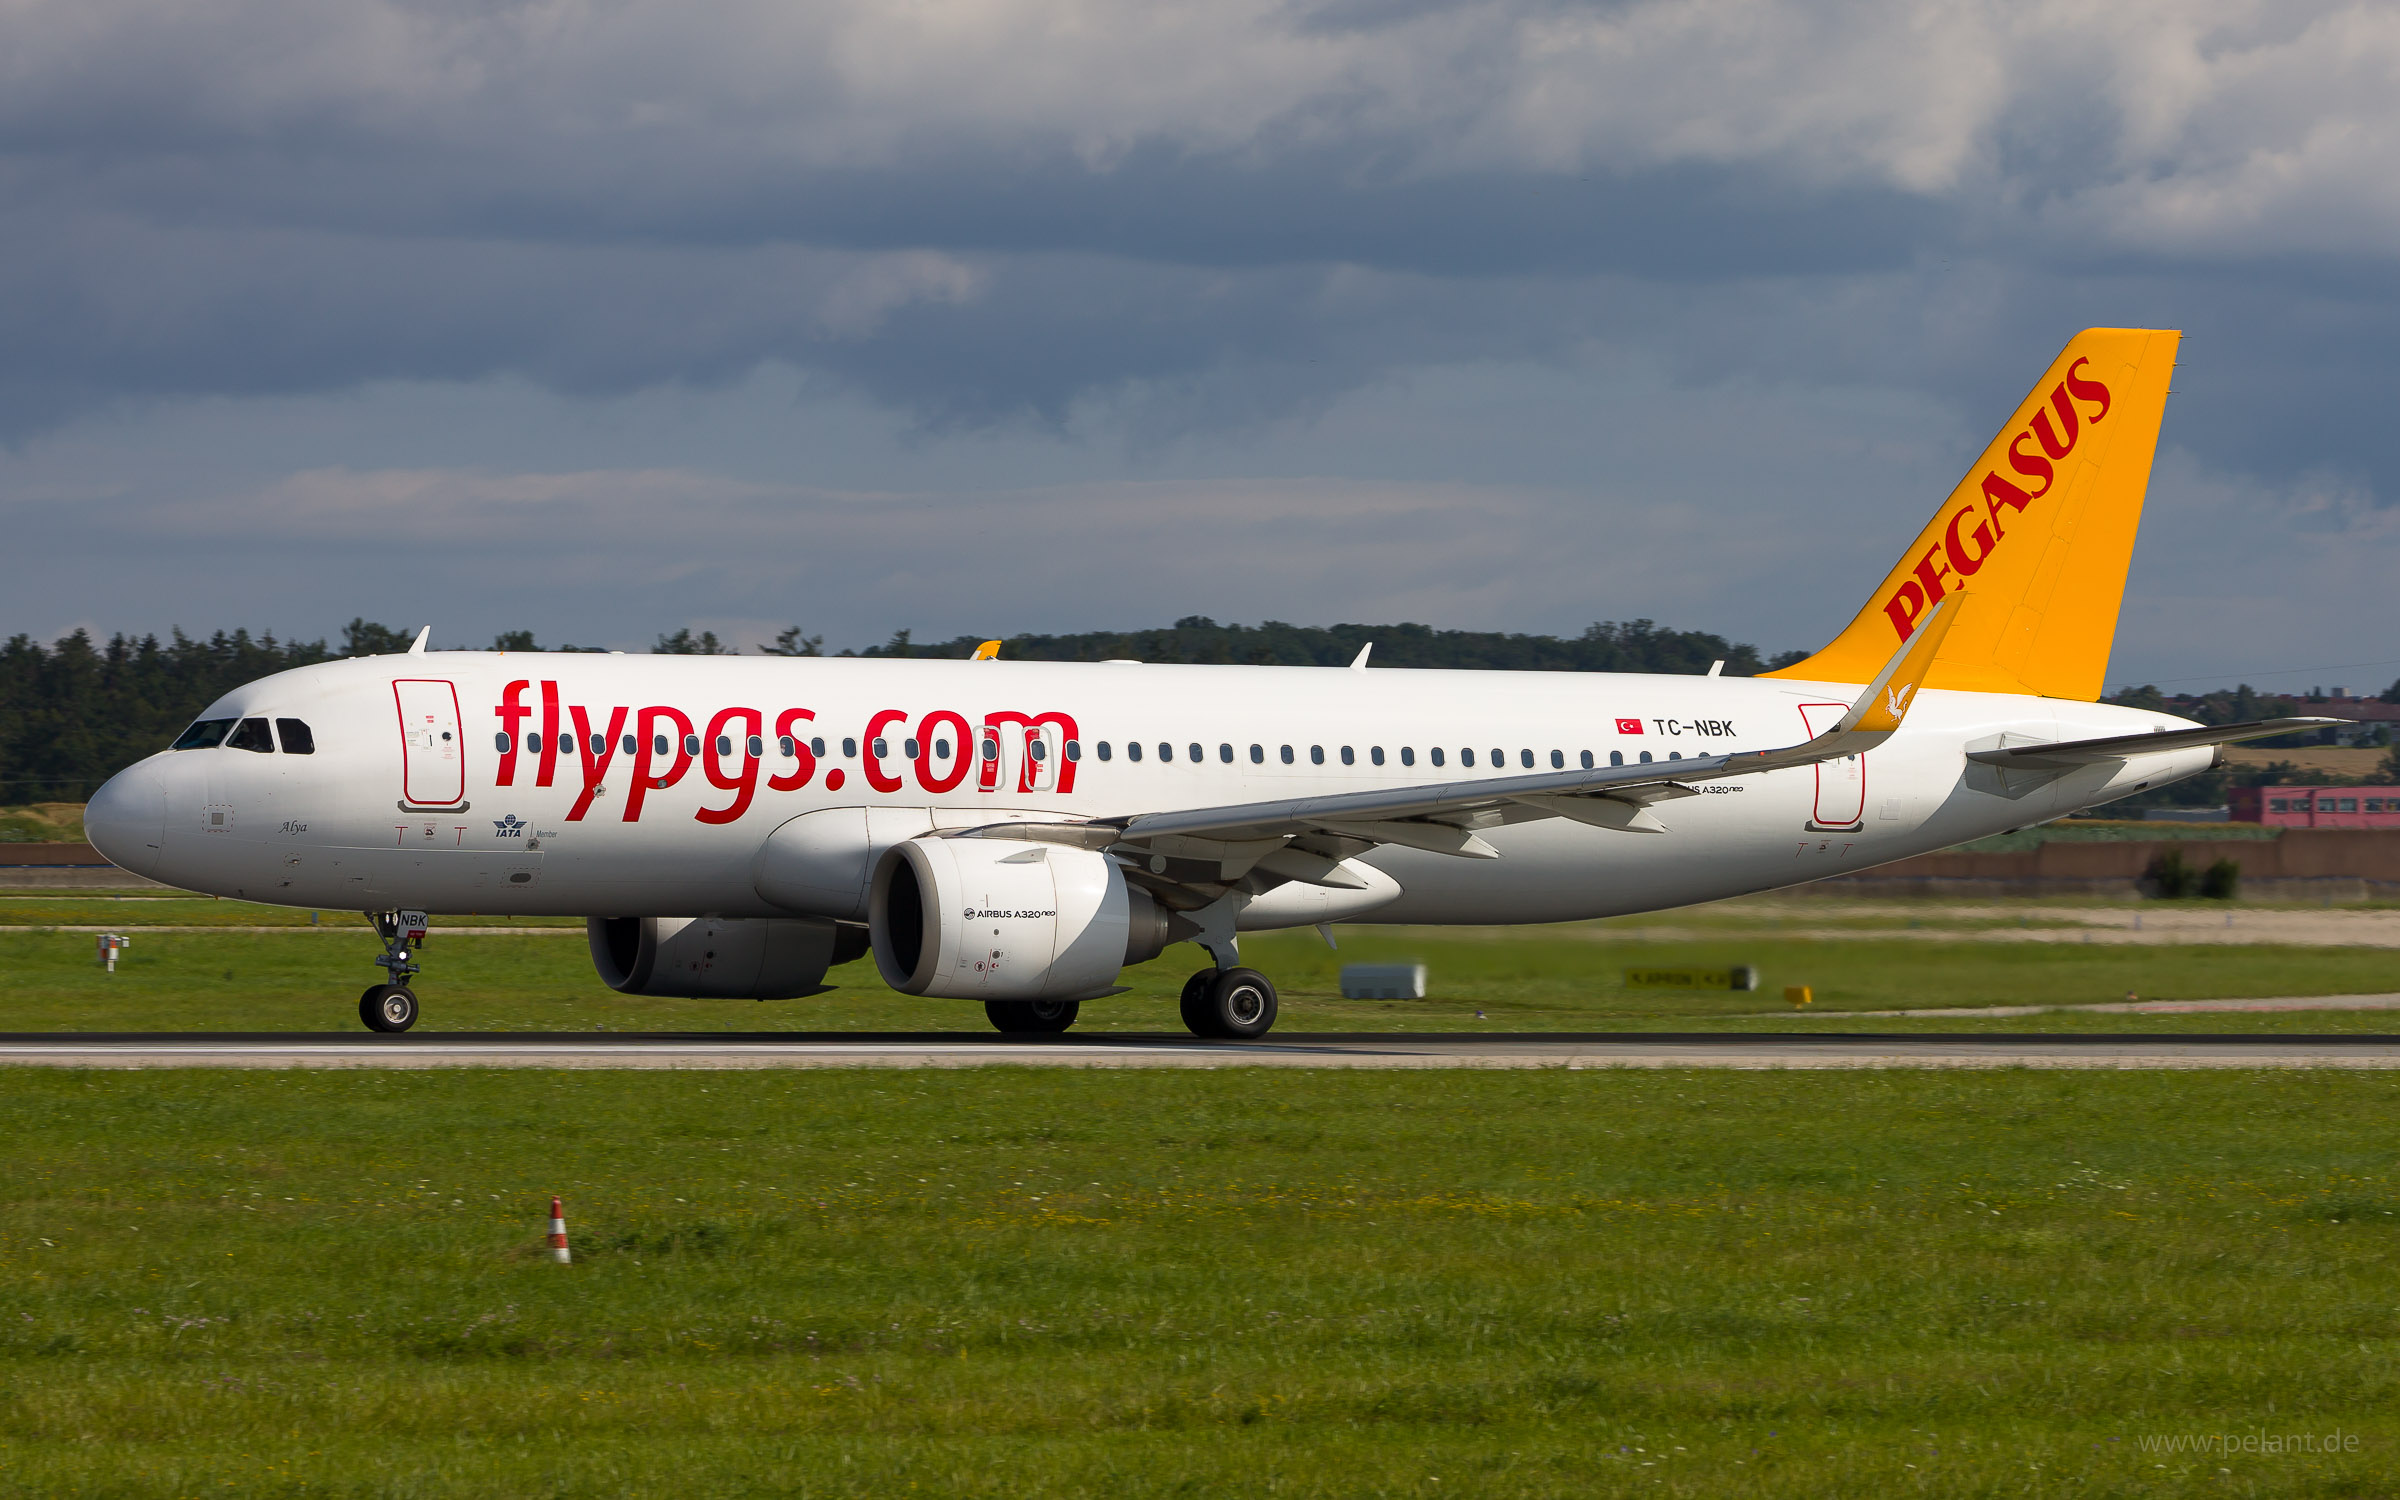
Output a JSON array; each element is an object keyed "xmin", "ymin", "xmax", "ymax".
[{"xmin": 360, "ymin": 910, "xmax": 427, "ymax": 1033}]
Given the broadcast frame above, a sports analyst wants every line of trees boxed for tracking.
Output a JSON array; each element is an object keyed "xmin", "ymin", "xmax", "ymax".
[{"xmin": 0, "ymin": 616, "xmax": 1800, "ymax": 803}]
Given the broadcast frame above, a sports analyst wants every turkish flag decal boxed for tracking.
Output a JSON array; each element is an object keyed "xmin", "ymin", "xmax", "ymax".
[{"xmin": 1615, "ymin": 718, "xmax": 1643, "ymax": 735}]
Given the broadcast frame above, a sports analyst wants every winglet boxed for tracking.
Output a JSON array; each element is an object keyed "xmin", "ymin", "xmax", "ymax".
[
  {"xmin": 972, "ymin": 640, "xmax": 1001, "ymax": 661},
  {"xmin": 406, "ymin": 626, "xmax": 431, "ymax": 656},
  {"xmin": 1350, "ymin": 643, "xmax": 1373, "ymax": 670},
  {"xmin": 1838, "ymin": 595, "xmax": 1959, "ymax": 735}
]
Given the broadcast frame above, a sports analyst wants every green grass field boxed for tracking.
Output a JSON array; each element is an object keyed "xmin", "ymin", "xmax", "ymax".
[
  {"xmin": 3, "ymin": 1067, "xmax": 2397, "ymax": 1495},
  {"xmin": 1, "ymin": 895, "xmax": 2395, "ymax": 1034}
]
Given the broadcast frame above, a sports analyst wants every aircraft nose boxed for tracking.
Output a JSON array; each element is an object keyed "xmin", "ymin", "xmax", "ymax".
[{"xmin": 85, "ymin": 763, "xmax": 167, "ymax": 875}]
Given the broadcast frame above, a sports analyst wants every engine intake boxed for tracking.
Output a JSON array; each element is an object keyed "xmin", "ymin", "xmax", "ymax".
[
  {"xmin": 870, "ymin": 838, "xmax": 1168, "ymax": 1000},
  {"xmin": 587, "ymin": 915, "xmax": 866, "ymax": 998}
]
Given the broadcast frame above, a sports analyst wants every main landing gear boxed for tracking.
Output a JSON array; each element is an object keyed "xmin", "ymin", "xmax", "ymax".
[
  {"xmin": 985, "ymin": 999, "xmax": 1080, "ymax": 1034},
  {"xmin": 1180, "ymin": 967, "xmax": 1279, "ymax": 1040},
  {"xmin": 359, "ymin": 911, "xmax": 425, "ymax": 1033}
]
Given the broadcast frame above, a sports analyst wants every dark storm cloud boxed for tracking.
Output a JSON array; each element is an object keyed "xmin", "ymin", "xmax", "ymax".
[{"xmin": 6, "ymin": 0, "xmax": 2400, "ymax": 492}]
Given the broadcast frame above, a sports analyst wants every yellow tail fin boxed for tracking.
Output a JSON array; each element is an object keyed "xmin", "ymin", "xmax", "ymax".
[{"xmin": 1764, "ymin": 328, "xmax": 2181, "ymax": 701}]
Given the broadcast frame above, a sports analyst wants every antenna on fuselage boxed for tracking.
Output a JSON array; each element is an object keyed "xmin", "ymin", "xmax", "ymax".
[{"xmin": 406, "ymin": 626, "xmax": 430, "ymax": 655}]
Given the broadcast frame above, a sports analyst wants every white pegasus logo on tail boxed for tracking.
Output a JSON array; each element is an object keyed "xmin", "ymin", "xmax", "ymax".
[{"xmin": 1886, "ymin": 682, "xmax": 1916, "ymax": 719}]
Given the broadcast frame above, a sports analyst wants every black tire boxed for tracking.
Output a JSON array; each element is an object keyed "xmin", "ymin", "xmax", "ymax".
[
  {"xmin": 1179, "ymin": 969, "xmax": 1220, "ymax": 1037},
  {"xmin": 1202, "ymin": 968, "xmax": 1278, "ymax": 1041},
  {"xmin": 359, "ymin": 984, "xmax": 418, "ymax": 1033},
  {"xmin": 985, "ymin": 998, "xmax": 1079, "ymax": 1034}
]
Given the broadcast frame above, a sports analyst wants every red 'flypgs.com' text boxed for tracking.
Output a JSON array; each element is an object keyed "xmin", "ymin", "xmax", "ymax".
[{"xmin": 491, "ymin": 681, "xmax": 1079, "ymax": 824}]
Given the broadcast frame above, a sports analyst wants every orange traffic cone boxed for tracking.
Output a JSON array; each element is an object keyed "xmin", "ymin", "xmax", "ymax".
[{"xmin": 549, "ymin": 1196, "xmax": 572, "ymax": 1264}]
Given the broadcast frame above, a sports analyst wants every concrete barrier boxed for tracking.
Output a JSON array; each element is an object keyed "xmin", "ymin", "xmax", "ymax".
[{"xmin": 1810, "ymin": 829, "xmax": 2400, "ymax": 901}]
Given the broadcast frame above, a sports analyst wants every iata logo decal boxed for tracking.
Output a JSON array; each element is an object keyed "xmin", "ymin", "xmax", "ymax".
[
  {"xmin": 1885, "ymin": 357, "xmax": 2113, "ymax": 640},
  {"xmin": 1615, "ymin": 718, "xmax": 1643, "ymax": 735},
  {"xmin": 492, "ymin": 814, "xmax": 526, "ymax": 838}
]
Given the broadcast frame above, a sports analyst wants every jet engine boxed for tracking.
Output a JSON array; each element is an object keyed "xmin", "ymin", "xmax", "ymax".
[
  {"xmin": 869, "ymin": 838, "xmax": 1170, "ymax": 1000},
  {"xmin": 586, "ymin": 915, "xmax": 868, "ymax": 999}
]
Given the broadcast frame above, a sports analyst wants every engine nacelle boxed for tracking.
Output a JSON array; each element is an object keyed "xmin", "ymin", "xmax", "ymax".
[
  {"xmin": 870, "ymin": 838, "xmax": 1169, "ymax": 1001},
  {"xmin": 586, "ymin": 915, "xmax": 867, "ymax": 998}
]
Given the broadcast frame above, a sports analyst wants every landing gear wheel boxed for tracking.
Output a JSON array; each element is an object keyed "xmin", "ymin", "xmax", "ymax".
[
  {"xmin": 1186, "ymin": 967, "xmax": 1278, "ymax": 1040},
  {"xmin": 359, "ymin": 984, "xmax": 418, "ymax": 1033},
  {"xmin": 1178, "ymin": 970, "xmax": 1217, "ymax": 1036},
  {"xmin": 985, "ymin": 998, "xmax": 1079, "ymax": 1034}
]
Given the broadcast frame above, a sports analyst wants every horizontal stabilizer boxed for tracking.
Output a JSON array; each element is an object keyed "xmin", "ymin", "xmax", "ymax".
[{"xmin": 1965, "ymin": 717, "xmax": 2346, "ymax": 770}]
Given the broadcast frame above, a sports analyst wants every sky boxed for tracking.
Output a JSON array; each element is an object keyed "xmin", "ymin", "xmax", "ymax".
[{"xmin": 6, "ymin": 0, "xmax": 2400, "ymax": 693}]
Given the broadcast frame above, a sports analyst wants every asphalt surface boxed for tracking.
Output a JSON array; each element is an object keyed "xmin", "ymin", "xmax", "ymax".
[{"xmin": 7, "ymin": 1031, "xmax": 2400, "ymax": 1069}]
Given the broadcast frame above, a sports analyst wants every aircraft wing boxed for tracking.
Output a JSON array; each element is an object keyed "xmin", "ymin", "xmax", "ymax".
[
  {"xmin": 1965, "ymin": 716, "xmax": 2346, "ymax": 770},
  {"xmin": 956, "ymin": 598, "xmax": 1962, "ymax": 868}
]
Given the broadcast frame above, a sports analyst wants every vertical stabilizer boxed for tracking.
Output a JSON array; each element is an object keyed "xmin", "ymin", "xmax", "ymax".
[{"xmin": 1764, "ymin": 328, "xmax": 2181, "ymax": 700}]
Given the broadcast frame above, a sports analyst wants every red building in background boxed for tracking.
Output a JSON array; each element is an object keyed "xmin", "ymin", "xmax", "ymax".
[{"xmin": 2231, "ymin": 786, "xmax": 2400, "ymax": 828}]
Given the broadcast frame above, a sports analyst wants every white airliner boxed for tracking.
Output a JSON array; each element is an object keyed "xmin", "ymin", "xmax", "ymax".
[{"xmin": 85, "ymin": 329, "xmax": 2329, "ymax": 1037}]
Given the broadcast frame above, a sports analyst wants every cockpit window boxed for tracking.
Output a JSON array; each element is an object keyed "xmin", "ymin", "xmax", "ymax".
[
  {"xmin": 275, "ymin": 718, "xmax": 316, "ymax": 755},
  {"xmin": 226, "ymin": 718, "xmax": 276, "ymax": 753},
  {"xmin": 172, "ymin": 718, "xmax": 236, "ymax": 750}
]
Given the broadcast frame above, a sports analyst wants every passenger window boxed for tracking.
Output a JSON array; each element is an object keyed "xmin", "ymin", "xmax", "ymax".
[
  {"xmin": 779, "ymin": 735, "xmax": 796, "ymax": 756},
  {"xmin": 1219, "ymin": 743, "xmax": 1233, "ymax": 763},
  {"xmin": 1431, "ymin": 748, "xmax": 1445, "ymax": 767},
  {"xmin": 525, "ymin": 732, "xmax": 543, "ymax": 754},
  {"xmin": 654, "ymin": 735, "xmax": 671, "ymax": 756},
  {"xmin": 747, "ymin": 735, "xmax": 763, "ymax": 757},
  {"xmin": 1401, "ymin": 747, "xmax": 1415, "ymax": 766},
  {"xmin": 1127, "ymin": 741, "xmax": 1142, "ymax": 762},
  {"xmin": 1580, "ymin": 750, "xmax": 1594, "ymax": 769},
  {"xmin": 935, "ymin": 738, "xmax": 951, "ymax": 758},
  {"xmin": 843, "ymin": 738, "xmax": 858, "ymax": 757},
  {"xmin": 494, "ymin": 731, "xmax": 511, "ymax": 753},
  {"xmin": 871, "ymin": 737, "xmax": 889, "ymax": 757},
  {"xmin": 1097, "ymin": 741, "xmax": 1112, "ymax": 762},
  {"xmin": 1340, "ymin": 746, "xmax": 1355, "ymax": 766},
  {"xmin": 622, "ymin": 735, "xmax": 637, "ymax": 756},
  {"xmin": 810, "ymin": 737, "xmax": 826, "ymax": 757},
  {"xmin": 1370, "ymin": 746, "xmax": 1385, "ymax": 766},
  {"xmin": 981, "ymin": 735, "xmax": 999, "ymax": 760},
  {"xmin": 172, "ymin": 718, "xmax": 237, "ymax": 750},
  {"xmin": 1522, "ymin": 749, "xmax": 1536, "ymax": 769},
  {"xmin": 1669, "ymin": 751, "xmax": 1682, "ymax": 761},
  {"xmin": 683, "ymin": 734, "xmax": 701, "ymax": 756},
  {"xmin": 1029, "ymin": 739, "xmax": 1048, "ymax": 762},
  {"xmin": 1279, "ymin": 745, "xmax": 1293, "ymax": 764},
  {"xmin": 1550, "ymin": 749, "xmax": 1564, "ymax": 769},
  {"xmin": 1250, "ymin": 744, "xmax": 1264, "ymax": 764},
  {"xmin": 717, "ymin": 735, "xmax": 735, "ymax": 756},
  {"xmin": 227, "ymin": 718, "xmax": 276, "ymax": 753},
  {"xmin": 1611, "ymin": 751, "xmax": 1624, "ymax": 767},
  {"xmin": 276, "ymin": 719, "xmax": 316, "ymax": 755},
  {"xmin": 902, "ymin": 738, "xmax": 919, "ymax": 758},
  {"xmin": 1462, "ymin": 748, "xmax": 1476, "ymax": 768},
  {"xmin": 1190, "ymin": 743, "xmax": 1203, "ymax": 762},
  {"xmin": 1490, "ymin": 748, "xmax": 1504, "ymax": 767},
  {"xmin": 1066, "ymin": 741, "xmax": 1082, "ymax": 762},
  {"xmin": 1639, "ymin": 751, "xmax": 1652, "ymax": 763},
  {"xmin": 1309, "ymin": 745, "xmax": 1324, "ymax": 765}
]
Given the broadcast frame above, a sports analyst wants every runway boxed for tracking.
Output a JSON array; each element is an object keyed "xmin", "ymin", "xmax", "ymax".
[{"xmin": 6, "ymin": 1030, "xmax": 2400, "ymax": 1069}]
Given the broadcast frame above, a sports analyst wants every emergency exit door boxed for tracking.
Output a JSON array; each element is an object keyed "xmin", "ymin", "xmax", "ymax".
[
  {"xmin": 394, "ymin": 679, "xmax": 466, "ymax": 806},
  {"xmin": 1797, "ymin": 702, "xmax": 1864, "ymax": 829}
]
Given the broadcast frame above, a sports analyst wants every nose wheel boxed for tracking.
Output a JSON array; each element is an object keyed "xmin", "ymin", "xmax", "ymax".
[
  {"xmin": 1180, "ymin": 966, "xmax": 1278, "ymax": 1040},
  {"xmin": 360, "ymin": 910, "xmax": 428, "ymax": 1033},
  {"xmin": 360, "ymin": 984, "xmax": 419, "ymax": 1033}
]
